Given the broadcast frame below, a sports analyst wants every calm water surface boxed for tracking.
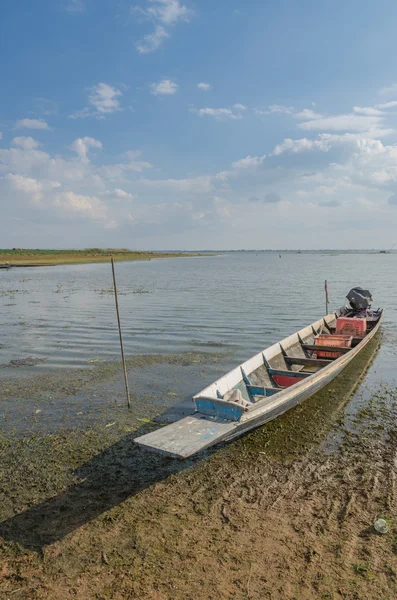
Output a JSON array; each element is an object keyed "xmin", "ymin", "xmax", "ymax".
[
  {"xmin": 0, "ymin": 252, "xmax": 396, "ymax": 373},
  {"xmin": 1, "ymin": 253, "xmax": 396, "ymax": 438}
]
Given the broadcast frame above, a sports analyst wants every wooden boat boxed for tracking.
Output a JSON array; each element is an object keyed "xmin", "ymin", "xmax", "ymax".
[{"xmin": 134, "ymin": 305, "xmax": 383, "ymax": 459}]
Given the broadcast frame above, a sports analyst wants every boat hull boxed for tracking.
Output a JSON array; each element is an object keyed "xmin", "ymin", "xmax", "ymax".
[{"xmin": 134, "ymin": 310, "xmax": 382, "ymax": 458}]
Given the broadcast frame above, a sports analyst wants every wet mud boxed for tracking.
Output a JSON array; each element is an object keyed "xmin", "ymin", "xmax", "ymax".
[{"xmin": 0, "ymin": 338, "xmax": 396, "ymax": 599}]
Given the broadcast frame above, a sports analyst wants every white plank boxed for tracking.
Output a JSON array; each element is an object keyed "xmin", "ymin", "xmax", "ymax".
[{"xmin": 134, "ymin": 415, "xmax": 237, "ymax": 458}]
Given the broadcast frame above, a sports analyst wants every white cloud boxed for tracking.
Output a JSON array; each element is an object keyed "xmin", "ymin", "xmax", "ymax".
[
  {"xmin": 136, "ymin": 25, "xmax": 169, "ymax": 53},
  {"xmin": 6, "ymin": 173, "xmax": 44, "ymax": 205},
  {"xmin": 256, "ymin": 105, "xmax": 295, "ymax": 116},
  {"xmin": 232, "ymin": 155, "xmax": 266, "ymax": 169},
  {"xmin": 298, "ymin": 113, "xmax": 383, "ymax": 132},
  {"xmin": 234, "ymin": 103, "xmax": 247, "ymax": 111},
  {"xmin": 0, "ymin": 145, "xmax": 51, "ymax": 174},
  {"xmin": 5, "ymin": 164, "xmax": 113, "ymax": 230},
  {"xmin": 15, "ymin": 118, "xmax": 50, "ymax": 130},
  {"xmin": 113, "ymin": 188, "xmax": 134, "ymax": 199},
  {"xmin": 68, "ymin": 108, "xmax": 93, "ymax": 120},
  {"xmin": 272, "ymin": 133, "xmax": 397, "ymax": 196},
  {"xmin": 256, "ymin": 106, "xmax": 320, "ymax": 119},
  {"xmin": 141, "ymin": 175, "xmax": 214, "ymax": 193},
  {"xmin": 272, "ymin": 132, "xmax": 393, "ymax": 157},
  {"xmin": 197, "ymin": 107, "xmax": 242, "ymax": 120},
  {"xmin": 69, "ymin": 83, "xmax": 123, "ymax": 119},
  {"xmin": 197, "ymin": 82, "xmax": 212, "ymax": 91},
  {"xmin": 134, "ymin": 0, "xmax": 192, "ymax": 53},
  {"xmin": 0, "ymin": 138, "xmax": 157, "ymax": 231},
  {"xmin": 272, "ymin": 137, "xmax": 332, "ymax": 155},
  {"xmin": 54, "ymin": 191, "xmax": 116, "ymax": 227},
  {"xmin": 150, "ymin": 79, "xmax": 178, "ymax": 95},
  {"xmin": 6, "ymin": 94, "xmax": 397, "ymax": 246},
  {"xmin": 124, "ymin": 150, "xmax": 152, "ymax": 171},
  {"xmin": 295, "ymin": 109, "xmax": 322, "ymax": 120},
  {"xmin": 376, "ymin": 100, "xmax": 397, "ymax": 109},
  {"xmin": 370, "ymin": 170, "xmax": 394, "ymax": 184},
  {"xmin": 144, "ymin": 0, "xmax": 191, "ymax": 25},
  {"xmin": 213, "ymin": 196, "xmax": 230, "ymax": 218},
  {"xmin": 353, "ymin": 106, "xmax": 383, "ymax": 116},
  {"xmin": 379, "ymin": 83, "xmax": 397, "ymax": 97},
  {"xmin": 89, "ymin": 83, "xmax": 122, "ymax": 114},
  {"xmin": 6, "ymin": 173, "xmax": 61, "ymax": 207},
  {"xmin": 70, "ymin": 137, "xmax": 103, "ymax": 163},
  {"xmin": 271, "ymin": 131, "xmax": 391, "ymax": 156},
  {"xmin": 256, "ymin": 106, "xmax": 385, "ymax": 130},
  {"xmin": 99, "ymin": 151, "xmax": 152, "ymax": 180},
  {"xmin": 12, "ymin": 137, "xmax": 40, "ymax": 150},
  {"xmin": 295, "ymin": 177, "xmax": 368, "ymax": 199}
]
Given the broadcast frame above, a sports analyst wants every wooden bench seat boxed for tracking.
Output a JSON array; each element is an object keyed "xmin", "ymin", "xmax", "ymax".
[
  {"xmin": 246, "ymin": 385, "xmax": 281, "ymax": 397},
  {"xmin": 285, "ymin": 356, "xmax": 332, "ymax": 367},
  {"xmin": 301, "ymin": 344, "xmax": 351, "ymax": 355}
]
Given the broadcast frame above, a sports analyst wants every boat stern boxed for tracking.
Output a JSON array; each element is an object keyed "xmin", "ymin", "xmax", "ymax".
[{"xmin": 193, "ymin": 396, "xmax": 246, "ymax": 421}]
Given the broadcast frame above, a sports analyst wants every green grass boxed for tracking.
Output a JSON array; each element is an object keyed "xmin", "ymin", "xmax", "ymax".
[
  {"xmin": 0, "ymin": 248, "xmax": 199, "ymax": 266},
  {"xmin": 353, "ymin": 563, "xmax": 376, "ymax": 581}
]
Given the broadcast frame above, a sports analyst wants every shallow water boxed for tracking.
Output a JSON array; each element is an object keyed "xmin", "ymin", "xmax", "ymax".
[
  {"xmin": 0, "ymin": 248, "xmax": 397, "ymax": 446},
  {"xmin": 0, "ymin": 252, "xmax": 396, "ymax": 435},
  {"xmin": 1, "ymin": 253, "xmax": 395, "ymax": 369}
]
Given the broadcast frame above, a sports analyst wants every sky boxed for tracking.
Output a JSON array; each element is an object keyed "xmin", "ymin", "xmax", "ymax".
[{"xmin": 1, "ymin": 0, "xmax": 397, "ymax": 250}]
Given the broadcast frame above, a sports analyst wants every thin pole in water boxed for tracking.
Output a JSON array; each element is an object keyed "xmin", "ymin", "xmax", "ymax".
[
  {"xmin": 325, "ymin": 279, "xmax": 329, "ymax": 315},
  {"xmin": 111, "ymin": 258, "xmax": 131, "ymax": 409}
]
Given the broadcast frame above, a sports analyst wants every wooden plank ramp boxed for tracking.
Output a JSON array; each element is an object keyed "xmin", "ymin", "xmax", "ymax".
[{"xmin": 135, "ymin": 414, "xmax": 237, "ymax": 459}]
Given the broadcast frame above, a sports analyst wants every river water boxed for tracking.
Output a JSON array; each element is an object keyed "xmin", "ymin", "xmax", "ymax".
[
  {"xmin": 1, "ymin": 252, "xmax": 396, "ymax": 370},
  {"xmin": 0, "ymin": 252, "xmax": 396, "ymax": 435}
]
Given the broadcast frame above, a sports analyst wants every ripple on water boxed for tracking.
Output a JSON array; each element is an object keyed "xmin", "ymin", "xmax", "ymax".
[{"xmin": 0, "ymin": 253, "xmax": 396, "ymax": 373}]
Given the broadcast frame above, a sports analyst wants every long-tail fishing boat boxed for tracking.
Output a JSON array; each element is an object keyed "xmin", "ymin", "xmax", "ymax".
[{"xmin": 134, "ymin": 288, "xmax": 383, "ymax": 458}]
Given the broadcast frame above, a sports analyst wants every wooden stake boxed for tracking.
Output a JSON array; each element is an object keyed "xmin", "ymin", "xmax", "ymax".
[
  {"xmin": 111, "ymin": 258, "xmax": 131, "ymax": 409},
  {"xmin": 325, "ymin": 279, "xmax": 329, "ymax": 316}
]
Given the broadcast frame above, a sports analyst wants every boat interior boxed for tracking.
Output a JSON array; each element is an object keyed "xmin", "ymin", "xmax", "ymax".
[{"xmin": 193, "ymin": 308, "xmax": 383, "ymax": 420}]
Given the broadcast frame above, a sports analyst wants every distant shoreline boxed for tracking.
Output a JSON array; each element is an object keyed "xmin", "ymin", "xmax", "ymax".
[
  {"xmin": 186, "ymin": 249, "xmax": 396, "ymax": 254},
  {"xmin": 0, "ymin": 249, "xmax": 394, "ymax": 267},
  {"xmin": 0, "ymin": 249, "xmax": 202, "ymax": 267}
]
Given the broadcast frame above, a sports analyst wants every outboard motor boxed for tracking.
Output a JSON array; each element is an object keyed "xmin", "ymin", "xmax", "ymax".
[{"xmin": 346, "ymin": 287, "xmax": 372, "ymax": 311}]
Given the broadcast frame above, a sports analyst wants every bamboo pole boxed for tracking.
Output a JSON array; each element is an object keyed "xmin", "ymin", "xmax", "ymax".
[
  {"xmin": 111, "ymin": 258, "xmax": 131, "ymax": 409},
  {"xmin": 325, "ymin": 279, "xmax": 329, "ymax": 315}
]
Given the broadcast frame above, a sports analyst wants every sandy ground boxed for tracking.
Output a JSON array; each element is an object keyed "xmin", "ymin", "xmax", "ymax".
[{"xmin": 0, "ymin": 340, "xmax": 396, "ymax": 599}]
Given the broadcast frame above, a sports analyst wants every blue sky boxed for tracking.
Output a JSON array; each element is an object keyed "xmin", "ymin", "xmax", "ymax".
[{"xmin": 1, "ymin": 0, "xmax": 397, "ymax": 249}]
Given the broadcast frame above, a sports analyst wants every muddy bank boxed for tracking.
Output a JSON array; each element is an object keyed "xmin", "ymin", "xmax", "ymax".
[{"xmin": 0, "ymin": 338, "xmax": 396, "ymax": 598}]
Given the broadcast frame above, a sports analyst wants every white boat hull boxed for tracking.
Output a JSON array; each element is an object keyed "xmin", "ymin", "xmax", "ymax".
[{"xmin": 134, "ymin": 309, "xmax": 383, "ymax": 458}]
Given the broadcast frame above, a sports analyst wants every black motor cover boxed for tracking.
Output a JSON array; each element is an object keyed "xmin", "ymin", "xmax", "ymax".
[{"xmin": 346, "ymin": 287, "xmax": 372, "ymax": 310}]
